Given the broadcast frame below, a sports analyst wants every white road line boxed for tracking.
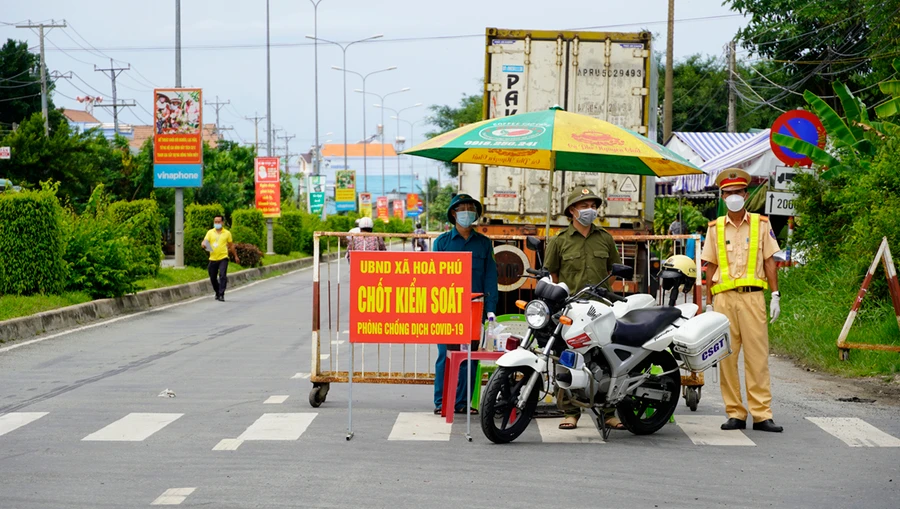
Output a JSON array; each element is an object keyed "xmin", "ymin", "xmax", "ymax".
[
  {"xmin": 536, "ymin": 418, "xmax": 604, "ymax": 443},
  {"xmin": 0, "ymin": 266, "xmax": 312, "ymax": 354},
  {"xmin": 264, "ymin": 395, "xmax": 289, "ymax": 404},
  {"xmin": 330, "ymin": 340, "xmax": 345, "ymax": 345},
  {"xmin": 212, "ymin": 438, "xmax": 244, "ymax": 451},
  {"xmin": 388, "ymin": 413, "xmax": 452, "ymax": 441},
  {"xmin": 291, "ymin": 372, "xmax": 311, "ymax": 379},
  {"xmin": 151, "ymin": 487, "xmax": 196, "ymax": 505},
  {"xmin": 82, "ymin": 413, "xmax": 183, "ymax": 442},
  {"xmin": 676, "ymin": 415, "xmax": 756, "ymax": 446},
  {"xmin": 236, "ymin": 413, "xmax": 317, "ymax": 441},
  {"xmin": 807, "ymin": 417, "xmax": 900, "ymax": 447},
  {"xmin": 0, "ymin": 412, "xmax": 48, "ymax": 437},
  {"xmin": 320, "ymin": 354, "xmax": 330, "ymax": 360}
]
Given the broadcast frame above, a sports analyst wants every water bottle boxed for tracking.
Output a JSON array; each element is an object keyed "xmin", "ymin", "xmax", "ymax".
[{"xmin": 486, "ymin": 316, "xmax": 498, "ymax": 352}]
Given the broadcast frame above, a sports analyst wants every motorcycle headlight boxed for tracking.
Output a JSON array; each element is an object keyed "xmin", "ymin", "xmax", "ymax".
[{"xmin": 525, "ymin": 300, "xmax": 550, "ymax": 329}]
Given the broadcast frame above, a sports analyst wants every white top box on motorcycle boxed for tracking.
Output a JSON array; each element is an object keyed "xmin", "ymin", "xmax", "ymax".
[{"xmin": 671, "ymin": 312, "xmax": 732, "ymax": 372}]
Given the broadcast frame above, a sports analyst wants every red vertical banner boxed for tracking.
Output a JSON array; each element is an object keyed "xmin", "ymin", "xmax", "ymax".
[
  {"xmin": 393, "ymin": 200, "xmax": 405, "ymax": 219},
  {"xmin": 254, "ymin": 157, "xmax": 281, "ymax": 218},
  {"xmin": 377, "ymin": 196, "xmax": 389, "ymax": 223},
  {"xmin": 349, "ymin": 252, "xmax": 472, "ymax": 344}
]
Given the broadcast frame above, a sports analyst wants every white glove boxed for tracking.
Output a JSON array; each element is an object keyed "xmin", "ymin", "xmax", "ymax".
[
  {"xmin": 705, "ymin": 304, "xmax": 713, "ymax": 314},
  {"xmin": 487, "ymin": 312, "xmax": 496, "ymax": 321},
  {"xmin": 770, "ymin": 292, "xmax": 781, "ymax": 323}
]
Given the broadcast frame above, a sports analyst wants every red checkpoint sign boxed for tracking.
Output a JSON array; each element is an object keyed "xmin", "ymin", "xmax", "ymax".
[
  {"xmin": 769, "ymin": 110, "xmax": 826, "ymax": 167},
  {"xmin": 350, "ymin": 251, "xmax": 472, "ymax": 344},
  {"xmin": 254, "ymin": 157, "xmax": 281, "ymax": 218}
]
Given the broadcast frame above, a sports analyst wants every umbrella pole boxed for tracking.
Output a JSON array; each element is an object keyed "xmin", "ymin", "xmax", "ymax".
[{"xmin": 545, "ymin": 153, "xmax": 556, "ymax": 242}]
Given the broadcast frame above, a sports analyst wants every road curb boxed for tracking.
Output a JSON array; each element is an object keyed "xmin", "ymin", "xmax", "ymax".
[{"xmin": 0, "ymin": 253, "xmax": 337, "ymax": 345}]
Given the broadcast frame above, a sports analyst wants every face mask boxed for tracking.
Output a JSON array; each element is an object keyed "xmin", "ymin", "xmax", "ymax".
[
  {"xmin": 576, "ymin": 208, "xmax": 598, "ymax": 226},
  {"xmin": 214, "ymin": 223, "xmax": 223, "ymax": 230},
  {"xmin": 456, "ymin": 210, "xmax": 477, "ymax": 228},
  {"xmin": 724, "ymin": 194, "xmax": 745, "ymax": 213}
]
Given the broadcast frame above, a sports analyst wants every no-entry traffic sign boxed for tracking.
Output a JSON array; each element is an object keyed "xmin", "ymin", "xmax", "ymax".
[{"xmin": 769, "ymin": 110, "xmax": 826, "ymax": 166}]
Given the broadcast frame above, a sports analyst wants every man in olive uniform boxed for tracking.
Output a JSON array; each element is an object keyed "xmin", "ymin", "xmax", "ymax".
[
  {"xmin": 702, "ymin": 168, "xmax": 783, "ymax": 433},
  {"xmin": 544, "ymin": 187, "xmax": 622, "ymax": 430}
]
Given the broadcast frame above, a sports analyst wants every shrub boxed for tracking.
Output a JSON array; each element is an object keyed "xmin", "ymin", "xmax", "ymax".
[
  {"xmin": 273, "ymin": 224, "xmax": 292, "ymax": 255},
  {"xmin": 299, "ymin": 212, "xmax": 322, "ymax": 254},
  {"xmin": 231, "ymin": 225, "xmax": 262, "ymax": 250},
  {"xmin": 185, "ymin": 203, "xmax": 225, "ymax": 230},
  {"xmin": 280, "ymin": 210, "xmax": 304, "ymax": 253},
  {"xmin": 108, "ymin": 199, "xmax": 163, "ymax": 276},
  {"xmin": 184, "ymin": 227, "xmax": 210, "ymax": 268},
  {"xmin": 233, "ymin": 243, "xmax": 263, "ymax": 268},
  {"xmin": 0, "ymin": 189, "xmax": 67, "ymax": 295},
  {"xmin": 232, "ymin": 208, "xmax": 266, "ymax": 250},
  {"xmin": 64, "ymin": 212, "xmax": 140, "ymax": 298}
]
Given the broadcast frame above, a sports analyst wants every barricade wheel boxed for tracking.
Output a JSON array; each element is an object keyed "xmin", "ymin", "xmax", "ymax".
[
  {"xmin": 309, "ymin": 384, "xmax": 329, "ymax": 408},
  {"xmin": 685, "ymin": 386, "xmax": 700, "ymax": 411}
]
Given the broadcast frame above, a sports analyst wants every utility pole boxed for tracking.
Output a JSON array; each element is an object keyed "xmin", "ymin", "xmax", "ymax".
[
  {"xmin": 94, "ymin": 59, "xmax": 133, "ymax": 137},
  {"xmin": 246, "ymin": 112, "xmax": 266, "ymax": 154},
  {"xmin": 277, "ymin": 133, "xmax": 296, "ymax": 170},
  {"xmin": 727, "ymin": 40, "xmax": 737, "ymax": 133},
  {"xmin": 17, "ymin": 20, "xmax": 67, "ymax": 136},
  {"xmin": 663, "ymin": 0, "xmax": 675, "ymax": 144},
  {"xmin": 205, "ymin": 95, "xmax": 231, "ymax": 134}
]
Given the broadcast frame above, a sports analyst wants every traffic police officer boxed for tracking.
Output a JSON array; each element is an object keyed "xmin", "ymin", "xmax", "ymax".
[
  {"xmin": 702, "ymin": 168, "xmax": 783, "ymax": 432},
  {"xmin": 544, "ymin": 187, "xmax": 622, "ymax": 430}
]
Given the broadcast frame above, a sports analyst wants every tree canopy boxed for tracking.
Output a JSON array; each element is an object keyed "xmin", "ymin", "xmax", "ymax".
[
  {"xmin": 0, "ymin": 38, "xmax": 63, "ymax": 130},
  {"xmin": 425, "ymin": 93, "xmax": 483, "ymax": 177}
]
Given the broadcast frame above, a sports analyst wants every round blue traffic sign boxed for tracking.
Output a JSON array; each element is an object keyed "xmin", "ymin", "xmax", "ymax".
[{"xmin": 769, "ymin": 110, "xmax": 826, "ymax": 166}]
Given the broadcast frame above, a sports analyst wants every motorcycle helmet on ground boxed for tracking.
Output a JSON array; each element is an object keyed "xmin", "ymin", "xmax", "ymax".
[{"xmin": 659, "ymin": 254, "xmax": 697, "ymax": 293}]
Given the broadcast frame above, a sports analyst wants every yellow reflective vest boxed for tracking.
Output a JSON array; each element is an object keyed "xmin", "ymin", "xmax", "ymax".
[{"xmin": 710, "ymin": 213, "xmax": 769, "ymax": 295}]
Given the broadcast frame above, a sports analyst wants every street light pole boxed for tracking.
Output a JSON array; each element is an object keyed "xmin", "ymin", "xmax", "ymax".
[
  {"xmin": 394, "ymin": 116, "xmax": 428, "ymax": 193},
  {"xmin": 357, "ymin": 88, "xmax": 409, "ymax": 196},
  {"xmin": 306, "ymin": 35, "xmax": 383, "ymax": 180},
  {"xmin": 308, "ymin": 0, "xmax": 325, "ymax": 175},
  {"xmin": 337, "ymin": 66, "xmax": 397, "ymax": 193},
  {"xmin": 376, "ymin": 103, "xmax": 422, "ymax": 193}
]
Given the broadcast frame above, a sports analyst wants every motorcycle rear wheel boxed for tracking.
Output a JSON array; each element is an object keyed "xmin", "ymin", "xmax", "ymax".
[
  {"xmin": 480, "ymin": 366, "xmax": 539, "ymax": 444},
  {"xmin": 617, "ymin": 351, "xmax": 680, "ymax": 435}
]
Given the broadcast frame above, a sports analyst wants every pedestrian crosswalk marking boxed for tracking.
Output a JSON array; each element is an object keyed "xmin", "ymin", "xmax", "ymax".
[
  {"xmin": 291, "ymin": 372, "xmax": 311, "ymax": 379},
  {"xmin": 212, "ymin": 439, "xmax": 243, "ymax": 451},
  {"xmin": 807, "ymin": 417, "xmax": 900, "ymax": 447},
  {"xmin": 264, "ymin": 395, "xmax": 289, "ymax": 404},
  {"xmin": 388, "ymin": 413, "xmax": 451, "ymax": 441},
  {"xmin": 0, "ymin": 412, "xmax": 48, "ymax": 437},
  {"xmin": 536, "ymin": 418, "xmax": 604, "ymax": 443},
  {"xmin": 676, "ymin": 415, "xmax": 756, "ymax": 446},
  {"xmin": 236, "ymin": 413, "xmax": 317, "ymax": 441},
  {"xmin": 82, "ymin": 413, "xmax": 183, "ymax": 442},
  {"xmin": 151, "ymin": 487, "xmax": 196, "ymax": 505}
]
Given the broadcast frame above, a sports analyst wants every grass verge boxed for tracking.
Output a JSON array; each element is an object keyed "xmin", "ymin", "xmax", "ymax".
[
  {"xmin": 771, "ymin": 257, "xmax": 900, "ymax": 378},
  {"xmin": 0, "ymin": 292, "xmax": 93, "ymax": 322}
]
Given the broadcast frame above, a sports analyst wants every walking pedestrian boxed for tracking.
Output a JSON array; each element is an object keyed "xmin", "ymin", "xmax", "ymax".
[
  {"xmin": 347, "ymin": 217, "xmax": 385, "ymax": 260},
  {"xmin": 202, "ymin": 215, "xmax": 240, "ymax": 302},
  {"xmin": 702, "ymin": 168, "xmax": 783, "ymax": 432},
  {"xmin": 432, "ymin": 194, "xmax": 498, "ymax": 416},
  {"xmin": 544, "ymin": 187, "xmax": 623, "ymax": 431}
]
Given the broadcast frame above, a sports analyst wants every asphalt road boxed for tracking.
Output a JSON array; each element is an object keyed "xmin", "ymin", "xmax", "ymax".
[{"xmin": 1, "ymin": 265, "xmax": 898, "ymax": 508}]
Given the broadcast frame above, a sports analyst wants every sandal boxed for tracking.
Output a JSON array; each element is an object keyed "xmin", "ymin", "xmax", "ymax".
[
  {"xmin": 559, "ymin": 415, "xmax": 579, "ymax": 430},
  {"xmin": 454, "ymin": 406, "xmax": 479, "ymax": 415},
  {"xmin": 605, "ymin": 416, "xmax": 626, "ymax": 430},
  {"xmin": 434, "ymin": 407, "xmax": 441, "ymax": 415}
]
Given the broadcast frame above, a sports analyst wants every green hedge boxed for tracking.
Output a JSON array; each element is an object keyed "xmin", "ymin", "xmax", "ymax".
[
  {"xmin": 279, "ymin": 210, "xmax": 304, "ymax": 253},
  {"xmin": 184, "ymin": 227, "xmax": 210, "ymax": 268},
  {"xmin": 64, "ymin": 212, "xmax": 140, "ymax": 298},
  {"xmin": 108, "ymin": 199, "xmax": 162, "ymax": 276},
  {"xmin": 232, "ymin": 208, "xmax": 265, "ymax": 250},
  {"xmin": 0, "ymin": 189, "xmax": 67, "ymax": 295},
  {"xmin": 186, "ymin": 203, "xmax": 225, "ymax": 230},
  {"xmin": 273, "ymin": 224, "xmax": 292, "ymax": 255},
  {"xmin": 231, "ymin": 225, "xmax": 262, "ymax": 250}
]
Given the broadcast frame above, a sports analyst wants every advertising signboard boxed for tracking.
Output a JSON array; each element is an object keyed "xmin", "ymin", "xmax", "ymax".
[
  {"xmin": 153, "ymin": 88, "xmax": 203, "ymax": 187},
  {"xmin": 309, "ymin": 175, "xmax": 326, "ymax": 214},
  {"xmin": 254, "ymin": 157, "xmax": 281, "ymax": 218},
  {"xmin": 335, "ymin": 170, "xmax": 357, "ymax": 212},
  {"xmin": 406, "ymin": 193, "xmax": 420, "ymax": 218},
  {"xmin": 359, "ymin": 192, "xmax": 372, "ymax": 218},
  {"xmin": 377, "ymin": 196, "xmax": 389, "ymax": 223},
  {"xmin": 393, "ymin": 200, "xmax": 405, "ymax": 219}
]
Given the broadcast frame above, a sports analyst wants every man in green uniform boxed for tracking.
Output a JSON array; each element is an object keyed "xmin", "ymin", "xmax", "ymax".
[{"xmin": 544, "ymin": 187, "xmax": 622, "ymax": 430}]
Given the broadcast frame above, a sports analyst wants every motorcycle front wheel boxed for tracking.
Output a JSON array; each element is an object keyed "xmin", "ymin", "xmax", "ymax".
[
  {"xmin": 617, "ymin": 350, "xmax": 681, "ymax": 435},
  {"xmin": 480, "ymin": 366, "xmax": 540, "ymax": 444}
]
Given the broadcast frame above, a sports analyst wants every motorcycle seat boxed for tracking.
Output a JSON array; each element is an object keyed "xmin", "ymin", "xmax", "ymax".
[{"xmin": 611, "ymin": 307, "xmax": 683, "ymax": 347}]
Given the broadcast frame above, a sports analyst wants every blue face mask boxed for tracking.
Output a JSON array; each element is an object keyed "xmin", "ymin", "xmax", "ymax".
[
  {"xmin": 456, "ymin": 210, "xmax": 477, "ymax": 228},
  {"xmin": 214, "ymin": 223, "xmax": 223, "ymax": 230}
]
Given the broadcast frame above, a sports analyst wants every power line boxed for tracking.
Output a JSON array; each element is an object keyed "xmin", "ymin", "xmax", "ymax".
[{"xmin": 94, "ymin": 59, "xmax": 133, "ymax": 135}]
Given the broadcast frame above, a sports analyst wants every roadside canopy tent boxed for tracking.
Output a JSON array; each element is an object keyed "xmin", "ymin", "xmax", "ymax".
[
  {"xmin": 660, "ymin": 131, "xmax": 758, "ymax": 197},
  {"xmin": 670, "ymin": 129, "xmax": 778, "ymax": 193}
]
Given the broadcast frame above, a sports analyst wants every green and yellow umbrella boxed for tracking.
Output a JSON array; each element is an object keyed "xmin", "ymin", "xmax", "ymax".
[{"xmin": 404, "ymin": 106, "xmax": 703, "ymax": 177}]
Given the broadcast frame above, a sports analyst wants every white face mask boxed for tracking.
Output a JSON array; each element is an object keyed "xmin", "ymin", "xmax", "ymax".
[
  {"xmin": 575, "ymin": 208, "xmax": 598, "ymax": 226},
  {"xmin": 456, "ymin": 210, "xmax": 477, "ymax": 228},
  {"xmin": 724, "ymin": 194, "xmax": 745, "ymax": 213}
]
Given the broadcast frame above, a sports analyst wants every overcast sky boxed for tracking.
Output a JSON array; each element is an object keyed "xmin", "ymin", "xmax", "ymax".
[{"xmin": 3, "ymin": 1, "xmax": 748, "ymax": 177}]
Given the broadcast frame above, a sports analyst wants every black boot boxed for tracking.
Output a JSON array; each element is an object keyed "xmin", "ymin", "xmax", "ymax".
[{"xmin": 721, "ymin": 417, "xmax": 747, "ymax": 430}]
